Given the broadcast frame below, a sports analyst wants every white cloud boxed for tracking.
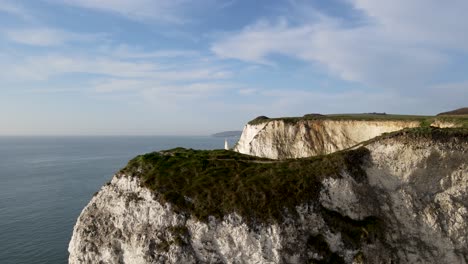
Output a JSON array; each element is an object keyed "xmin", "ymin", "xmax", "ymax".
[
  {"xmin": 55, "ymin": 0, "xmax": 191, "ymax": 24},
  {"xmin": 212, "ymin": 0, "xmax": 468, "ymax": 90},
  {"xmin": 108, "ymin": 45, "xmax": 199, "ymax": 59},
  {"xmin": 54, "ymin": 0, "xmax": 237, "ymax": 24},
  {"xmin": 141, "ymin": 82, "xmax": 233, "ymax": 100},
  {"xmin": 93, "ymin": 79, "xmax": 145, "ymax": 93},
  {"xmin": 0, "ymin": 0, "xmax": 31, "ymax": 20},
  {"xmin": 238, "ymin": 88, "xmax": 257, "ymax": 95},
  {"xmin": 350, "ymin": 0, "xmax": 468, "ymax": 50},
  {"xmin": 1, "ymin": 52, "xmax": 232, "ymax": 82},
  {"xmin": 2, "ymin": 54, "xmax": 155, "ymax": 80},
  {"xmin": 94, "ymin": 79, "xmax": 235, "ymax": 112},
  {"xmin": 3, "ymin": 28, "xmax": 102, "ymax": 46},
  {"xmin": 212, "ymin": 19, "xmax": 306, "ymax": 65},
  {"xmin": 93, "ymin": 78, "xmax": 233, "ymax": 95}
]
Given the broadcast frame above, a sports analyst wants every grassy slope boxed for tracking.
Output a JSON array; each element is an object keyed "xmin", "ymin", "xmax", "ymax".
[
  {"xmin": 122, "ymin": 128, "xmax": 467, "ymax": 222},
  {"xmin": 437, "ymin": 107, "xmax": 468, "ymax": 116},
  {"xmin": 121, "ymin": 147, "xmax": 369, "ymax": 224},
  {"xmin": 118, "ymin": 127, "xmax": 467, "ymax": 260},
  {"xmin": 435, "ymin": 115, "xmax": 468, "ymax": 128},
  {"xmin": 247, "ymin": 113, "xmax": 468, "ymax": 128},
  {"xmin": 121, "ymin": 128, "xmax": 467, "ymax": 223}
]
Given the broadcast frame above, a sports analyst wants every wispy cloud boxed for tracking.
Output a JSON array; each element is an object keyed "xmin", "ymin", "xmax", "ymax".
[
  {"xmin": 253, "ymin": 88, "xmax": 426, "ymax": 116},
  {"xmin": 213, "ymin": 19, "xmax": 324, "ymax": 66},
  {"xmin": 2, "ymin": 52, "xmax": 233, "ymax": 82},
  {"xmin": 1, "ymin": 0, "xmax": 465, "ymax": 135},
  {"xmin": 54, "ymin": 0, "xmax": 191, "ymax": 24},
  {"xmin": 0, "ymin": 0, "xmax": 32, "ymax": 20},
  {"xmin": 54, "ymin": 0, "xmax": 239, "ymax": 24},
  {"xmin": 3, "ymin": 28, "xmax": 103, "ymax": 46},
  {"xmin": 212, "ymin": 0, "xmax": 467, "ymax": 90},
  {"xmin": 2, "ymin": 54, "xmax": 156, "ymax": 80},
  {"xmin": 108, "ymin": 45, "xmax": 199, "ymax": 59}
]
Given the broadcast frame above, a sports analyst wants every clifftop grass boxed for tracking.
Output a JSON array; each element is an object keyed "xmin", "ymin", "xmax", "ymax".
[
  {"xmin": 119, "ymin": 128, "xmax": 467, "ymax": 225},
  {"xmin": 248, "ymin": 113, "xmax": 431, "ymax": 125},
  {"xmin": 121, "ymin": 147, "xmax": 369, "ymax": 224},
  {"xmin": 247, "ymin": 113, "xmax": 468, "ymax": 128},
  {"xmin": 109, "ymin": 127, "xmax": 468, "ymax": 262},
  {"xmin": 435, "ymin": 115, "xmax": 468, "ymax": 128},
  {"xmin": 116, "ymin": 127, "xmax": 468, "ymax": 254},
  {"xmin": 362, "ymin": 126, "xmax": 468, "ymax": 145}
]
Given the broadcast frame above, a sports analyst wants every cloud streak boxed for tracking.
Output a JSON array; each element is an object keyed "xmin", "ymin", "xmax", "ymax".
[
  {"xmin": 3, "ymin": 28, "xmax": 103, "ymax": 46},
  {"xmin": 1, "ymin": 52, "xmax": 232, "ymax": 81},
  {"xmin": 0, "ymin": 0, "xmax": 31, "ymax": 20},
  {"xmin": 108, "ymin": 45, "xmax": 199, "ymax": 59},
  {"xmin": 54, "ymin": 0, "xmax": 192, "ymax": 24},
  {"xmin": 212, "ymin": 0, "xmax": 467, "ymax": 90}
]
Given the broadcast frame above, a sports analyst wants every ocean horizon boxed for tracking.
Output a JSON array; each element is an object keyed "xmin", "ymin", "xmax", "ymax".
[{"xmin": 0, "ymin": 136, "xmax": 238, "ymax": 264}]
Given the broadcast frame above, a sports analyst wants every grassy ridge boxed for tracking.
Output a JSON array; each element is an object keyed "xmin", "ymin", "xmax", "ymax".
[
  {"xmin": 435, "ymin": 115, "xmax": 468, "ymax": 128},
  {"xmin": 121, "ymin": 147, "xmax": 369, "ymax": 224},
  {"xmin": 247, "ymin": 113, "xmax": 468, "ymax": 128},
  {"xmin": 437, "ymin": 107, "xmax": 468, "ymax": 116},
  {"xmin": 120, "ymin": 146, "xmax": 385, "ymax": 257},
  {"xmin": 120, "ymin": 128, "xmax": 467, "ymax": 224},
  {"xmin": 117, "ymin": 127, "xmax": 468, "ymax": 257},
  {"xmin": 361, "ymin": 126, "xmax": 468, "ymax": 145},
  {"xmin": 248, "ymin": 113, "xmax": 430, "ymax": 125}
]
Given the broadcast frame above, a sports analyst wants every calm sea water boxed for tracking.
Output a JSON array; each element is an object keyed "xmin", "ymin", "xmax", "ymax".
[{"xmin": 0, "ymin": 136, "xmax": 236, "ymax": 264}]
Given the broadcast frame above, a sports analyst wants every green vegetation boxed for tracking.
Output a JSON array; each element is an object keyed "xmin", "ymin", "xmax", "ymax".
[
  {"xmin": 247, "ymin": 113, "xmax": 468, "ymax": 128},
  {"xmin": 117, "ymin": 126, "xmax": 466, "ymax": 257},
  {"xmin": 320, "ymin": 207, "xmax": 383, "ymax": 249},
  {"xmin": 121, "ymin": 147, "xmax": 370, "ymax": 224},
  {"xmin": 363, "ymin": 127, "xmax": 468, "ymax": 144},
  {"xmin": 341, "ymin": 127, "xmax": 468, "ymax": 155},
  {"xmin": 248, "ymin": 115, "xmax": 270, "ymax": 124},
  {"xmin": 247, "ymin": 113, "xmax": 432, "ymax": 125},
  {"xmin": 437, "ymin": 107, "xmax": 468, "ymax": 116},
  {"xmin": 300, "ymin": 207, "xmax": 382, "ymax": 263},
  {"xmin": 434, "ymin": 115, "xmax": 468, "ymax": 128}
]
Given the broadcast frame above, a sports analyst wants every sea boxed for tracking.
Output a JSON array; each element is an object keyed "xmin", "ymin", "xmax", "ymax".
[{"xmin": 0, "ymin": 136, "xmax": 237, "ymax": 264}]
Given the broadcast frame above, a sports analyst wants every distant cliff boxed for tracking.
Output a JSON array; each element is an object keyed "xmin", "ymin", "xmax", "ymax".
[
  {"xmin": 234, "ymin": 117, "xmax": 419, "ymax": 159},
  {"xmin": 212, "ymin": 131, "xmax": 242, "ymax": 138},
  {"xmin": 234, "ymin": 115, "xmax": 466, "ymax": 159},
  {"xmin": 69, "ymin": 128, "xmax": 468, "ymax": 264}
]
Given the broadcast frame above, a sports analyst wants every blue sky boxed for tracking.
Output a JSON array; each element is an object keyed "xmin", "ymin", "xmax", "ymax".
[{"xmin": 0, "ymin": 0, "xmax": 467, "ymax": 135}]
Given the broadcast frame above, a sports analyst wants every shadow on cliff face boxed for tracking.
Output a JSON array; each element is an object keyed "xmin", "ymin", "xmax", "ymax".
[
  {"xmin": 278, "ymin": 204, "xmax": 389, "ymax": 264},
  {"xmin": 117, "ymin": 146, "xmax": 397, "ymax": 262},
  {"xmin": 409, "ymin": 150, "xmax": 466, "ymax": 196}
]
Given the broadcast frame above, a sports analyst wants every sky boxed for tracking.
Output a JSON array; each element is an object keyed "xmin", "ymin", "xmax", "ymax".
[{"xmin": 0, "ymin": 0, "xmax": 467, "ymax": 135}]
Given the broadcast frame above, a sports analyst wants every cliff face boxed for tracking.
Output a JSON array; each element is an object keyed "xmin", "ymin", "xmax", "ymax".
[
  {"xmin": 69, "ymin": 131, "xmax": 468, "ymax": 264},
  {"xmin": 234, "ymin": 120, "xmax": 421, "ymax": 159}
]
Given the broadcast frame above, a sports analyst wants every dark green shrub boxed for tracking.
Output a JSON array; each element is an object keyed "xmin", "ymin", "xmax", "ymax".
[{"xmin": 121, "ymin": 147, "xmax": 370, "ymax": 224}]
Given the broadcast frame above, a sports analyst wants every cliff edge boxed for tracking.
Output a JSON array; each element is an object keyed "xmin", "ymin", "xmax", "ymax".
[
  {"xmin": 69, "ymin": 128, "xmax": 468, "ymax": 264},
  {"xmin": 234, "ymin": 115, "xmax": 467, "ymax": 159}
]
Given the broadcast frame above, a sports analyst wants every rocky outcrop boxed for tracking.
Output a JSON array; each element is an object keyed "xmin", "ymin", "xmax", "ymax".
[
  {"xmin": 69, "ymin": 130, "xmax": 468, "ymax": 264},
  {"xmin": 234, "ymin": 119, "xmax": 421, "ymax": 159}
]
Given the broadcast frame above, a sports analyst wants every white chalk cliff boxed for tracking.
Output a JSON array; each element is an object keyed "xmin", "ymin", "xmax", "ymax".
[
  {"xmin": 234, "ymin": 119, "xmax": 424, "ymax": 159},
  {"xmin": 69, "ymin": 130, "xmax": 468, "ymax": 263}
]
